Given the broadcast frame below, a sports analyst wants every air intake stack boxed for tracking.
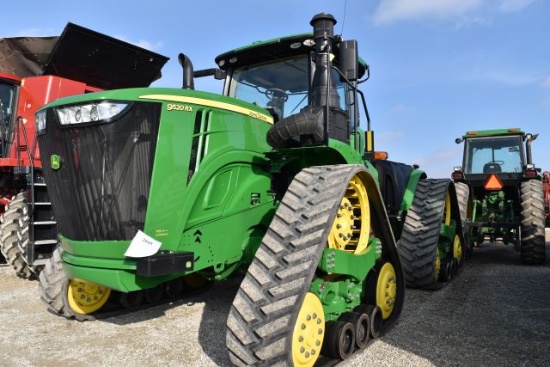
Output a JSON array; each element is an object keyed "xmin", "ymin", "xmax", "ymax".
[
  {"xmin": 310, "ymin": 13, "xmax": 340, "ymax": 109},
  {"xmin": 267, "ymin": 12, "xmax": 349, "ymax": 148}
]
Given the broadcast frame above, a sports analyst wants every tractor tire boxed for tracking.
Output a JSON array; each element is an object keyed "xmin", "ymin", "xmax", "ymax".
[
  {"xmin": 225, "ymin": 165, "xmax": 404, "ymax": 366},
  {"xmin": 399, "ymin": 179, "xmax": 460, "ymax": 289},
  {"xmin": 0, "ymin": 193, "xmax": 36, "ymax": 280},
  {"xmin": 39, "ymin": 246, "xmax": 110, "ymax": 321},
  {"xmin": 454, "ymin": 182, "xmax": 470, "ymax": 228},
  {"xmin": 519, "ymin": 180, "xmax": 546, "ymax": 265}
]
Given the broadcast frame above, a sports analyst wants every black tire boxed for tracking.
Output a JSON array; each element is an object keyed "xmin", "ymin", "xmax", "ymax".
[
  {"xmin": 38, "ymin": 246, "xmax": 104, "ymax": 321},
  {"xmin": 454, "ymin": 182, "xmax": 470, "ymax": 228},
  {"xmin": 225, "ymin": 165, "xmax": 403, "ymax": 366},
  {"xmin": 399, "ymin": 179, "xmax": 458, "ymax": 289},
  {"xmin": 520, "ymin": 180, "xmax": 546, "ymax": 265},
  {"xmin": 0, "ymin": 192, "xmax": 36, "ymax": 280}
]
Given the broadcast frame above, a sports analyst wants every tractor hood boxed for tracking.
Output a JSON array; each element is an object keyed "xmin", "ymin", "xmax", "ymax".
[{"xmin": 0, "ymin": 23, "xmax": 169, "ymax": 89}]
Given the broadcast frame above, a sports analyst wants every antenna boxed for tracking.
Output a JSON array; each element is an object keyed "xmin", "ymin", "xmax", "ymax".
[{"xmin": 340, "ymin": 0, "xmax": 348, "ymax": 35}]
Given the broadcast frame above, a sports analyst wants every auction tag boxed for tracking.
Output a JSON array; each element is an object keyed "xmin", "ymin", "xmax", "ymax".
[{"xmin": 124, "ymin": 230, "xmax": 162, "ymax": 258}]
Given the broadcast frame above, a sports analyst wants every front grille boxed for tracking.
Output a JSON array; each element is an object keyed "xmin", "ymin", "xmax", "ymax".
[{"xmin": 38, "ymin": 102, "xmax": 161, "ymax": 241}]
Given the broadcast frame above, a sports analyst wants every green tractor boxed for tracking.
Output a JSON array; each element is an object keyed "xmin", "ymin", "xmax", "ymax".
[
  {"xmin": 452, "ymin": 128, "xmax": 546, "ymax": 264},
  {"xmin": 36, "ymin": 13, "xmax": 463, "ymax": 365}
]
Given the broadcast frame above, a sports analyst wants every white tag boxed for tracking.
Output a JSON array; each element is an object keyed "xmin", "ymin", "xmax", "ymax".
[{"xmin": 124, "ymin": 230, "xmax": 162, "ymax": 258}]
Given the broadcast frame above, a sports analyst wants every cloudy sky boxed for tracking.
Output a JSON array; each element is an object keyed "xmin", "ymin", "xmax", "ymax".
[{"xmin": 3, "ymin": 0, "xmax": 549, "ymax": 177}]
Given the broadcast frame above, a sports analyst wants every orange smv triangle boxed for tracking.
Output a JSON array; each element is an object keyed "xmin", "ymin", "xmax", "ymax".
[{"xmin": 484, "ymin": 174, "xmax": 503, "ymax": 191}]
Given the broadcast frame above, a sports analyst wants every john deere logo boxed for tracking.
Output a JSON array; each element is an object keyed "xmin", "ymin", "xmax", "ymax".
[{"xmin": 50, "ymin": 155, "xmax": 61, "ymax": 170}]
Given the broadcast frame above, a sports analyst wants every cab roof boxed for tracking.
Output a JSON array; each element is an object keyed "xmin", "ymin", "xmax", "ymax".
[{"xmin": 214, "ymin": 33, "xmax": 367, "ymax": 78}]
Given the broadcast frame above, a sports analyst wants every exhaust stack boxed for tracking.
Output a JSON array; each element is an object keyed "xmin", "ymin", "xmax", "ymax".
[{"xmin": 178, "ymin": 53, "xmax": 195, "ymax": 90}]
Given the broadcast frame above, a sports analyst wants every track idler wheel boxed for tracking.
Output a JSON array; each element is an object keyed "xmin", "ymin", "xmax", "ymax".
[
  {"xmin": 292, "ymin": 292, "xmax": 325, "ymax": 366},
  {"xmin": 356, "ymin": 304, "xmax": 382, "ymax": 339},
  {"xmin": 145, "ymin": 284, "xmax": 165, "ymax": 304},
  {"xmin": 119, "ymin": 290, "xmax": 144, "ymax": 310},
  {"xmin": 321, "ymin": 320, "xmax": 355, "ymax": 360},
  {"xmin": 438, "ymin": 261, "xmax": 451, "ymax": 283},
  {"xmin": 165, "ymin": 278, "xmax": 184, "ymax": 299},
  {"xmin": 339, "ymin": 312, "xmax": 371, "ymax": 349}
]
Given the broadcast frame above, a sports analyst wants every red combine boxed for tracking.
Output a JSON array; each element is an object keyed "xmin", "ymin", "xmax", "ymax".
[
  {"xmin": 544, "ymin": 171, "xmax": 550, "ymax": 227},
  {"xmin": 0, "ymin": 23, "xmax": 168, "ymax": 277}
]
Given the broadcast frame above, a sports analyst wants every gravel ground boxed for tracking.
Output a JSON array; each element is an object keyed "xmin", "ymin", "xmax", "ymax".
[{"xmin": 0, "ymin": 231, "xmax": 549, "ymax": 367}]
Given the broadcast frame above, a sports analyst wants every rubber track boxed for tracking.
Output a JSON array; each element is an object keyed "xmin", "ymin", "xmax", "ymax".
[
  {"xmin": 226, "ymin": 165, "xmax": 374, "ymax": 366},
  {"xmin": 520, "ymin": 180, "xmax": 546, "ymax": 265},
  {"xmin": 398, "ymin": 179, "xmax": 450, "ymax": 289},
  {"xmin": 0, "ymin": 193, "xmax": 36, "ymax": 280}
]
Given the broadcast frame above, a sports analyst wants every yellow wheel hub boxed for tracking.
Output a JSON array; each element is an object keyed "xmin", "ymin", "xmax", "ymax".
[
  {"xmin": 434, "ymin": 248, "xmax": 441, "ymax": 282},
  {"xmin": 453, "ymin": 235, "xmax": 462, "ymax": 263},
  {"xmin": 292, "ymin": 292, "xmax": 325, "ymax": 367},
  {"xmin": 67, "ymin": 278, "xmax": 111, "ymax": 315},
  {"xmin": 328, "ymin": 174, "xmax": 370, "ymax": 254},
  {"xmin": 376, "ymin": 262, "xmax": 397, "ymax": 320}
]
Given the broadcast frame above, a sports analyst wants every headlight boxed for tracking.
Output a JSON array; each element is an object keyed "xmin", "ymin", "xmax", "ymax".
[
  {"xmin": 56, "ymin": 102, "xmax": 130, "ymax": 125},
  {"xmin": 35, "ymin": 110, "xmax": 47, "ymax": 134}
]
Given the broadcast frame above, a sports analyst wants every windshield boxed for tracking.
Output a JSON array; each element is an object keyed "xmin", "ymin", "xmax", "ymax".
[
  {"xmin": 229, "ymin": 55, "xmax": 347, "ymax": 121},
  {"xmin": 463, "ymin": 135, "xmax": 524, "ymax": 174},
  {"xmin": 0, "ymin": 82, "xmax": 16, "ymax": 126}
]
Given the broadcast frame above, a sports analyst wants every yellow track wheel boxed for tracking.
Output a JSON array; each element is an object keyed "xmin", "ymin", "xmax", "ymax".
[
  {"xmin": 453, "ymin": 235, "xmax": 462, "ymax": 264},
  {"xmin": 67, "ymin": 278, "xmax": 111, "ymax": 315},
  {"xmin": 328, "ymin": 174, "xmax": 370, "ymax": 254},
  {"xmin": 443, "ymin": 191, "xmax": 452, "ymax": 226},
  {"xmin": 376, "ymin": 262, "xmax": 397, "ymax": 320},
  {"xmin": 292, "ymin": 292, "xmax": 325, "ymax": 367},
  {"xmin": 434, "ymin": 248, "xmax": 441, "ymax": 283}
]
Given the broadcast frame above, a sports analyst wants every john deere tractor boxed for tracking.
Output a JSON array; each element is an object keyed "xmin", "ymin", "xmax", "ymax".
[
  {"xmin": 36, "ymin": 13, "xmax": 463, "ymax": 365},
  {"xmin": 452, "ymin": 128, "xmax": 546, "ymax": 264}
]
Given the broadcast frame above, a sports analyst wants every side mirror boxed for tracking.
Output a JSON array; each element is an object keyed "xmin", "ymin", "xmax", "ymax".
[{"xmin": 339, "ymin": 40, "xmax": 358, "ymax": 81}]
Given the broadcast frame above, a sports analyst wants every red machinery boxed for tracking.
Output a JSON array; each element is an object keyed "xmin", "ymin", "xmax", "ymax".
[{"xmin": 0, "ymin": 23, "xmax": 168, "ymax": 277}]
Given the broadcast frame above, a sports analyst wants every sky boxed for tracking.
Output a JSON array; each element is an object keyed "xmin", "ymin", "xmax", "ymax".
[{"xmin": 3, "ymin": 0, "xmax": 549, "ymax": 177}]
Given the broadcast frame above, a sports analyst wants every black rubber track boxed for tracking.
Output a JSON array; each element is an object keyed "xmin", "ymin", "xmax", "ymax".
[
  {"xmin": 519, "ymin": 180, "xmax": 546, "ymax": 265},
  {"xmin": 398, "ymin": 179, "xmax": 461, "ymax": 290},
  {"xmin": 225, "ymin": 164, "xmax": 405, "ymax": 366},
  {"xmin": 0, "ymin": 192, "xmax": 36, "ymax": 280}
]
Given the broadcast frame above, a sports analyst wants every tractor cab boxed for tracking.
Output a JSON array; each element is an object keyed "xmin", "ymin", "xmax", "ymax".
[
  {"xmin": 453, "ymin": 128, "xmax": 539, "ymax": 188},
  {"xmin": 216, "ymin": 33, "xmax": 365, "ymax": 125},
  {"xmin": 463, "ymin": 133, "xmax": 524, "ymax": 175},
  {"xmin": 0, "ymin": 75, "xmax": 19, "ymax": 157}
]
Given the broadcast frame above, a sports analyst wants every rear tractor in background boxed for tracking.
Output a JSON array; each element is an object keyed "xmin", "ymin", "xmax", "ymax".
[
  {"xmin": 36, "ymin": 13, "xmax": 463, "ymax": 365},
  {"xmin": 452, "ymin": 128, "xmax": 546, "ymax": 264}
]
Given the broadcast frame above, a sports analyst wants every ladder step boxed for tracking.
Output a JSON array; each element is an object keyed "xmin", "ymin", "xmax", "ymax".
[
  {"xmin": 33, "ymin": 221, "xmax": 57, "ymax": 226},
  {"xmin": 33, "ymin": 239, "xmax": 58, "ymax": 246}
]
